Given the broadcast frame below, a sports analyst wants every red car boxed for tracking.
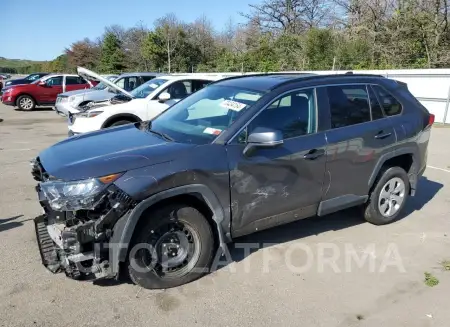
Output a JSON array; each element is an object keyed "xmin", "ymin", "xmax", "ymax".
[{"xmin": 1, "ymin": 74, "xmax": 93, "ymax": 111}]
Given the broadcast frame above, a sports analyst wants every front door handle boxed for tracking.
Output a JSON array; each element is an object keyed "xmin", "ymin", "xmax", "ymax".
[
  {"xmin": 303, "ymin": 149, "xmax": 325, "ymax": 160},
  {"xmin": 374, "ymin": 131, "xmax": 392, "ymax": 139}
]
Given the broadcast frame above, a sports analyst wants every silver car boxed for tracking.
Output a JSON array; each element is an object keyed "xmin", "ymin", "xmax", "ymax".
[{"xmin": 54, "ymin": 72, "xmax": 159, "ymax": 116}]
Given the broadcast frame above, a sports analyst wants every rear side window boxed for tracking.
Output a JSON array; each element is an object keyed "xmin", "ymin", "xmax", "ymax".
[
  {"xmin": 327, "ymin": 85, "xmax": 371, "ymax": 128},
  {"xmin": 368, "ymin": 86, "xmax": 384, "ymax": 120},
  {"xmin": 66, "ymin": 76, "xmax": 86, "ymax": 85},
  {"xmin": 372, "ymin": 85, "xmax": 402, "ymax": 116}
]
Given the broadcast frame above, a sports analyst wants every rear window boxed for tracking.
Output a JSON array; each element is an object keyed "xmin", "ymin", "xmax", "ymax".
[
  {"xmin": 327, "ymin": 85, "xmax": 371, "ymax": 128},
  {"xmin": 372, "ymin": 85, "xmax": 402, "ymax": 116}
]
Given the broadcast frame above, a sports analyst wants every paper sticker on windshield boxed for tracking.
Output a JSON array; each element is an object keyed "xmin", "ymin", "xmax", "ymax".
[
  {"xmin": 149, "ymin": 83, "xmax": 158, "ymax": 88},
  {"xmin": 220, "ymin": 100, "xmax": 246, "ymax": 112},
  {"xmin": 203, "ymin": 127, "xmax": 222, "ymax": 135}
]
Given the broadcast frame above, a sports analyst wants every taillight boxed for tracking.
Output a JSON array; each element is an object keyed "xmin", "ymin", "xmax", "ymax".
[{"xmin": 424, "ymin": 113, "xmax": 435, "ymax": 129}]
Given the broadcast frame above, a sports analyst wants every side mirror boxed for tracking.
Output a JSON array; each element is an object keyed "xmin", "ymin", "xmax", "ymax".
[
  {"xmin": 243, "ymin": 127, "xmax": 283, "ymax": 156},
  {"xmin": 158, "ymin": 92, "xmax": 171, "ymax": 103},
  {"xmin": 38, "ymin": 80, "xmax": 46, "ymax": 86}
]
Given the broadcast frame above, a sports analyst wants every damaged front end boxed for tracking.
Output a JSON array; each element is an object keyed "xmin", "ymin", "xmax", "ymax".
[{"xmin": 32, "ymin": 157, "xmax": 135, "ymax": 280}]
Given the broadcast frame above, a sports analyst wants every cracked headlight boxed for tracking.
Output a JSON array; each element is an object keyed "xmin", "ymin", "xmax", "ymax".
[{"xmin": 40, "ymin": 173, "xmax": 122, "ymax": 211}]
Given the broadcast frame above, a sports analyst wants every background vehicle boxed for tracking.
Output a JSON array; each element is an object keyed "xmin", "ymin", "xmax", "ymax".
[
  {"xmin": 32, "ymin": 73, "xmax": 433, "ymax": 289},
  {"xmin": 1, "ymin": 74, "xmax": 92, "ymax": 110},
  {"xmin": 4, "ymin": 72, "xmax": 49, "ymax": 88},
  {"xmin": 68, "ymin": 68, "xmax": 217, "ymax": 134},
  {"xmin": 55, "ymin": 72, "xmax": 159, "ymax": 116},
  {"xmin": 0, "ymin": 76, "xmax": 3, "ymax": 90}
]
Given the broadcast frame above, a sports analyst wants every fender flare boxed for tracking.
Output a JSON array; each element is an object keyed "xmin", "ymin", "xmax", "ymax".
[
  {"xmin": 368, "ymin": 146, "xmax": 420, "ymax": 193},
  {"xmin": 110, "ymin": 184, "xmax": 230, "ymax": 275},
  {"xmin": 102, "ymin": 113, "xmax": 142, "ymax": 128}
]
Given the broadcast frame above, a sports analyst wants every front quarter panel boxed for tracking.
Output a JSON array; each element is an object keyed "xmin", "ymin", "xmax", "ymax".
[{"xmin": 115, "ymin": 144, "xmax": 230, "ymax": 206}]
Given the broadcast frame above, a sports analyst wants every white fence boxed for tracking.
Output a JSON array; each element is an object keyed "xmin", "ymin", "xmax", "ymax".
[{"xmin": 191, "ymin": 69, "xmax": 450, "ymax": 124}]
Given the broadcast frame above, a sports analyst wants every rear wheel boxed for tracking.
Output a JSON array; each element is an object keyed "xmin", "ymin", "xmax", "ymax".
[
  {"xmin": 16, "ymin": 95, "xmax": 36, "ymax": 111},
  {"xmin": 127, "ymin": 204, "xmax": 215, "ymax": 289},
  {"xmin": 364, "ymin": 167, "xmax": 410, "ymax": 225}
]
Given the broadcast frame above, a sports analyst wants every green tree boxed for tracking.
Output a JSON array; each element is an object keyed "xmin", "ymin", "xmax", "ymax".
[{"xmin": 99, "ymin": 32, "xmax": 126, "ymax": 73}]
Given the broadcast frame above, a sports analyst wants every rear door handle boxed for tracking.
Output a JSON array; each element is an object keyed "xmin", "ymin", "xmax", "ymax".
[
  {"xmin": 374, "ymin": 131, "xmax": 392, "ymax": 139},
  {"xmin": 303, "ymin": 149, "xmax": 325, "ymax": 160}
]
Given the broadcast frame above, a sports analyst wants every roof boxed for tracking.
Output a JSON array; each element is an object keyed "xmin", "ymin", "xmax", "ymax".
[
  {"xmin": 118, "ymin": 72, "xmax": 161, "ymax": 77},
  {"xmin": 215, "ymin": 74, "xmax": 314, "ymax": 91},
  {"xmin": 157, "ymin": 75, "xmax": 221, "ymax": 81},
  {"xmin": 214, "ymin": 73, "xmax": 385, "ymax": 92}
]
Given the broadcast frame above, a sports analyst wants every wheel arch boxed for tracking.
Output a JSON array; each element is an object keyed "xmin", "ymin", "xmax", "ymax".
[
  {"xmin": 368, "ymin": 147, "xmax": 420, "ymax": 195},
  {"xmin": 101, "ymin": 113, "xmax": 142, "ymax": 128},
  {"xmin": 15, "ymin": 93, "xmax": 37, "ymax": 106},
  {"xmin": 110, "ymin": 184, "xmax": 230, "ymax": 277}
]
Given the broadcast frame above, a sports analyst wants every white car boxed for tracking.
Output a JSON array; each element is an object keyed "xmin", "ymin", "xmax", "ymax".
[{"xmin": 68, "ymin": 67, "xmax": 221, "ymax": 135}]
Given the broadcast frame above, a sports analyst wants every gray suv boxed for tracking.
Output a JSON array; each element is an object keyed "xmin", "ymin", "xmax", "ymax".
[
  {"xmin": 54, "ymin": 72, "xmax": 159, "ymax": 116},
  {"xmin": 32, "ymin": 73, "xmax": 433, "ymax": 289}
]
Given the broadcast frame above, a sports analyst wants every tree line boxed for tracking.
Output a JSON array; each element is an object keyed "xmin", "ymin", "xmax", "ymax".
[{"xmin": 6, "ymin": 0, "xmax": 450, "ymax": 74}]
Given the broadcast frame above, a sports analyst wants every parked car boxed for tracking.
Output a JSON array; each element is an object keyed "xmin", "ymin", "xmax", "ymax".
[
  {"xmin": 32, "ymin": 73, "xmax": 433, "ymax": 289},
  {"xmin": 54, "ymin": 72, "xmax": 159, "ymax": 117},
  {"xmin": 1, "ymin": 74, "xmax": 93, "ymax": 110},
  {"xmin": 0, "ymin": 76, "xmax": 3, "ymax": 90},
  {"xmin": 0, "ymin": 73, "xmax": 11, "ymax": 79},
  {"xmin": 3, "ymin": 72, "xmax": 49, "ymax": 88},
  {"xmin": 68, "ymin": 67, "xmax": 218, "ymax": 135}
]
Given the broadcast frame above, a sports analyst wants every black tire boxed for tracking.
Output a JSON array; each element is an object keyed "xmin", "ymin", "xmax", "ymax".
[
  {"xmin": 16, "ymin": 95, "xmax": 36, "ymax": 111},
  {"xmin": 108, "ymin": 120, "xmax": 133, "ymax": 127},
  {"xmin": 364, "ymin": 166, "xmax": 410, "ymax": 225},
  {"xmin": 128, "ymin": 204, "xmax": 215, "ymax": 289}
]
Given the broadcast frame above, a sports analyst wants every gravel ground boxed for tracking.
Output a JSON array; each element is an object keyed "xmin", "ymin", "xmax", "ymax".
[{"xmin": 1, "ymin": 104, "xmax": 450, "ymax": 327}]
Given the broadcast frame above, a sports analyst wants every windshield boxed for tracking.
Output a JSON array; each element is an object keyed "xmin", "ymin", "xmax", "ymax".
[
  {"xmin": 130, "ymin": 78, "xmax": 168, "ymax": 99},
  {"xmin": 26, "ymin": 74, "xmax": 41, "ymax": 81},
  {"xmin": 150, "ymin": 85, "xmax": 263, "ymax": 144},
  {"xmin": 92, "ymin": 82, "xmax": 107, "ymax": 90}
]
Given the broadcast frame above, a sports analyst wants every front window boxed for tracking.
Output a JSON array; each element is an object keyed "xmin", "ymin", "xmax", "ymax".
[
  {"xmin": 149, "ymin": 85, "xmax": 263, "ymax": 144},
  {"xmin": 130, "ymin": 79, "xmax": 168, "ymax": 99},
  {"xmin": 93, "ymin": 82, "xmax": 107, "ymax": 90},
  {"xmin": 44, "ymin": 76, "xmax": 63, "ymax": 86}
]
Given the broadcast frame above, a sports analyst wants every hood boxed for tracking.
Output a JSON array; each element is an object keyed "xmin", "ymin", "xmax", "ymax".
[
  {"xmin": 77, "ymin": 67, "xmax": 134, "ymax": 98},
  {"xmin": 5, "ymin": 78, "xmax": 30, "ymax": 86},
  {"xmin": 39, "ymin": 122, "xmax": 195, "ymax": 181},
  {"xmin": 59, "ymin": 88, "xmax": 98, "ymax": 97}
]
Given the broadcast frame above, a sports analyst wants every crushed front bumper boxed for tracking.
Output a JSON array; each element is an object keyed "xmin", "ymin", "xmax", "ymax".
[{"xmin": 34, "ymin": 214, "xmax": 61, "ymax": 273}]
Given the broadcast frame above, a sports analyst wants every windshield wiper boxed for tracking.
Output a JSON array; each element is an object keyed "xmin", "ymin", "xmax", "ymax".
[{"xmin": 145, "ymin": 122, "xmax": 174, "ymax": 142}]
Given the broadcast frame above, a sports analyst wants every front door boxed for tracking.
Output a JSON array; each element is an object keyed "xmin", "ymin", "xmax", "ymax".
[
  {"xmin": 40, "ymin": 76, "xmax": 63, "ymax": 104},
  {"xmin": 227, "ymin": 88, "xmax": 328, "ymax": 237},
  {"xmin": 321, "ymin": 84, "xmax": 396, "ymax": 209}
]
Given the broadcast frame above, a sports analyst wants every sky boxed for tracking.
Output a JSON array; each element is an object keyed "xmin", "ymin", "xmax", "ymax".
[{"xmin": 1, "ymin": 0, "xmax": 258, "ymax": 61}]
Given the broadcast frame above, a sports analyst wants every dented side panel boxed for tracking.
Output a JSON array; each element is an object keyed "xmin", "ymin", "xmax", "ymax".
[{"xmin": 226, "ymin": 132, "xmax": 327, "ymax": 236}]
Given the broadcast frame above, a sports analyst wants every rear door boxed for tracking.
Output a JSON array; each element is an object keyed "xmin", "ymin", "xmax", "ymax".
[
  {"xmin": 39, "ymin": 76, "xmax": 63, "ymax": 104},
  {"xmin": 320, "ymin": 84, "xmax": 396, "ymax": 214},
  {"xmin": 227, "ymin": 87, "xmax": 328, "ymax": 236},
  {"xmin": 65, "ymin": 76, "xmax": 90, "ymax": 92}
]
